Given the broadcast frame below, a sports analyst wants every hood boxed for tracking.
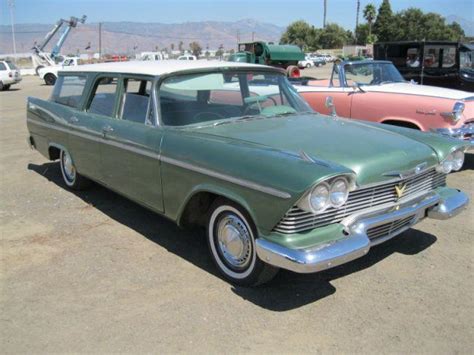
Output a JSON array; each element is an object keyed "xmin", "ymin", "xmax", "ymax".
[
  {"xmin": 363, "ymin": 82, "xmax": 473, "ymax": 100},
  {"xmin": 194, "ymin": 114, "xmax": 440, "ymax": 186}
]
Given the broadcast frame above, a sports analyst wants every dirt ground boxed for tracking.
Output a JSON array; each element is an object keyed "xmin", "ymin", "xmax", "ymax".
[{"xmin": 1, "ymin": 73, "xmax": 473, "ymax": 354}]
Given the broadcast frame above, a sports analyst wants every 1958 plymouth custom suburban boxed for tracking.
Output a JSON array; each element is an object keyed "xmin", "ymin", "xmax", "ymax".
[
  {"xmin": 296, "ymin": 60, "xmax": 473, "ymax": 145},
  {"xmin": 27, "ymin": 61, "xmax": 470, "ymax": 286}
]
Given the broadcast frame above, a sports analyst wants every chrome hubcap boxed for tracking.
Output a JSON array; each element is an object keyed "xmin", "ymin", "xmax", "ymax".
[
  {"xmin": 62, "ymin": 151, "xmax": 76, "ymax": 181},
  {"xmin": 216, "ymin": 215, "xmax": 251, "ymax": 269}
]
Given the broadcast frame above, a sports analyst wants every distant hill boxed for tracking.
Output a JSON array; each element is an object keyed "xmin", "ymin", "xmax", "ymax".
[
  {"xmin": 446, "ymin": 15, "xmax": 474, "ymax": 37},
  {"xmin": 0, "ymin": 19, "xmax": 285, "ymax": 55}
]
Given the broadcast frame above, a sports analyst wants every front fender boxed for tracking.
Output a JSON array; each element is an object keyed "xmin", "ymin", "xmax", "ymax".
[
  {"xmin": 161, "ymin": 129, "xmax": 352, "ymax": 233},
  {"xmin": 366, "ymin": 121, "xmax": 470, "ymax": 160}
]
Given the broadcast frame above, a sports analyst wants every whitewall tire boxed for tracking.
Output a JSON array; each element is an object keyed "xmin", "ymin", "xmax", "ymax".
[{"xmin": 207, "ymin": 199, "xmax": 278, "ymax": 286}]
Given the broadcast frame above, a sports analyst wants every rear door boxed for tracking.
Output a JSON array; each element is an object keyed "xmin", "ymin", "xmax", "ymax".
[
  {"xmin": 99, "ymin": 76, "xmax": 164, "ymax": 212},
  {"xmin": 67, "ymin": 74, "xmax": 118, "ymax": 181}
]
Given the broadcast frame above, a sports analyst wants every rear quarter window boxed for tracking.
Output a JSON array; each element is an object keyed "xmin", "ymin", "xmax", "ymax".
[
  {"xmin": 51, "ymin": 75, "xmax": 87, "ymax": 108},
  {"xmin": 0, "ymin": 62, "xmax": 6, "ymax": 71}
]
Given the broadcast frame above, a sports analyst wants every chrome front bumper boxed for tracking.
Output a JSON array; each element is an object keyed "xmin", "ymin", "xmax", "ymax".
[
  {"xmin": 256, "ymin": 189, "xmax": 469, "ymax": 274},
  {"xmin": 432, "ymin": 124, "xmax": 474, "ymax": 148}
]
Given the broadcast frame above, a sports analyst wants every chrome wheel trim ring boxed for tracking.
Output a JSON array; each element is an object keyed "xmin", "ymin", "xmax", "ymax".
[
  {"xmin": 60, "ymin": 150, "xmax": 76, "ymax": 186},
  {"xmin": 209, "ymin": 206, "xmax": 256, "ymax": 279},
  {"xmin": 216, "ymin": 214, "xmax": 252, "ymax": 270}
]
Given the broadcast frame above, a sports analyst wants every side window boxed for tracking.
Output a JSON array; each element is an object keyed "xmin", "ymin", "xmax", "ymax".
[
  {"xmin": 51, "ymin": 75, "xmax": 87, "ymax": 108},
  {"xmin": 424, "ymin": 46, "xmax": 440, "ymax": 68},
  {"xmin": 120, "ymin": 78, "xmax": 153, "ymax": 125},
  {"xmin": 0, "ymin": 62, "xmax": 7, "ymax": 71},
  {"xmin": 88, "ymin": 77, "xmax": 119, "ymax": 117},
  {"xmin": 442, "ymin": 46, "xmax": 456, "ymax": 68},
  {"xmin": 406, "ymin": 48, "xmax": 421, "ymax": 68}
]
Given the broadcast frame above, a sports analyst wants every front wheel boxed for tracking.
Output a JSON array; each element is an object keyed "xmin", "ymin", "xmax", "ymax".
[
  {"xmin": 44, "ymin": 73, "xmax": 57, "ymax": 86},
  {"xmin": 207, "ymin": 199, "xmax": 279, "ymax": 286},
  {"xmin": 60, "ymin": 149, "xmax": 90, "ymax": 190}
]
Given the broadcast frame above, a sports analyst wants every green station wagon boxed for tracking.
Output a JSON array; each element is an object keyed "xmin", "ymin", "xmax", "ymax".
[{"xmin": 27, "ymin": 61, "xmax": 470, "ymax": 286}]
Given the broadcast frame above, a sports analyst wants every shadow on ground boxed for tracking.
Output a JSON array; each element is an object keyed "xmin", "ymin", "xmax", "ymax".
[
  {"xmin": 28, "ymin": 162, "xmax": 437, "ymax": 311},
  {"xmin": 461, "ymin": 152, "xmax": 474, "ymax": 171}
]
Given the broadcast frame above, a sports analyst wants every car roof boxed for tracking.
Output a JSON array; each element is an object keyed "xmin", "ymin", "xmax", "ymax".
[{"xmin": 59, "ymin": 60, "xmax": 282, "ymax": 76}]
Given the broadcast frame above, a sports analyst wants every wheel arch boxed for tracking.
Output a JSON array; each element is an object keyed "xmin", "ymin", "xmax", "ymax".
[
  {"xmin": 176, "ymin": 184, "xmax": 257, "ymax": 230},
  {"xmin": 379, "ymin": 117, "xmax": 423, "ymax": 130}
]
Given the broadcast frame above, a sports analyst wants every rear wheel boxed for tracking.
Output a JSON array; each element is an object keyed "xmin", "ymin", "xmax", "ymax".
[
  {"xmin": 207, "ymin": 199, "xmax": 279, "ymax": 286},
  {"xmin": 0, "ymin": 81, "xmax": 3, "ymax": 91},
  {"xmin": 3, "ymin": 84, "xmax": 10, "ymax": 90},
  {"xmin": 44, "ymin": 73, "xmax": 57, "ymax": 86},
  {"xmin": 59, "ymin": 149, "xmax": 90, "ymax": 190}
]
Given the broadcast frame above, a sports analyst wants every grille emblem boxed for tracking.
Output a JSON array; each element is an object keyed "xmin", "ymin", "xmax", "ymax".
[{"xmin": 395, "ymin": 183, "xmax": 407, "ymax": 200}]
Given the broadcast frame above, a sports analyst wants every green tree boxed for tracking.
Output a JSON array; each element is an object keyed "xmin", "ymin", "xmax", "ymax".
[
  {"xmin": 363, "ymin": 4, "xmax": 377, "ymax": 37},
  {"xmin": 373, "ymin": 0, "xmax": 394, "ymax": 42},
  {"xmin": 280, "ymin": 20, "xmax": 320, "ymax": 51},
  {"xmin": 319, "ymin": 23, "xmax": 350, "ymax": 48},
  {"xmin": 355, "ymin": 23, "xmax": 369, "ymax": 45},
  {"xmin": 389, "ymin": 8, "xmax": 465, "ymax": 41},
  {"xmin": 189, "ymin": 42, "xmax": 202, "ymax": 58}
]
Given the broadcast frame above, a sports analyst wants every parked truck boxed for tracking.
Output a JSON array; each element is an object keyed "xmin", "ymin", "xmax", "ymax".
[
  {"xmin": 228, "ymin": 41, "xmax": 305, "ymax": 77},
  {"xmin": 374, "ymin": 41, "xmax": 473, "ymax": 91}
]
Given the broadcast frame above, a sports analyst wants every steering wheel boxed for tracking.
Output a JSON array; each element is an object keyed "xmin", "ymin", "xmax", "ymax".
[
  {"xmin": 243, "ymin": 96, "xmax": 278, "ymax": 115},
  {"xmin": 192, "ymin": 111, "xmax": 225, "ymax": 122}
]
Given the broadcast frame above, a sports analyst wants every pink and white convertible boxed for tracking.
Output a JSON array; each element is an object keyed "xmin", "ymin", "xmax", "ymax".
[{"xmin": 296, "ymin": 60, "xmax": 473, "ymax": 145}]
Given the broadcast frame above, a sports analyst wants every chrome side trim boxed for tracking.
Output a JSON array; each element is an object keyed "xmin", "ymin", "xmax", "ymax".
[
  {"xmin": 160, "ymin": 156, "xmax": 291, "ymax": 199},
  {"xmin": 28, "ymin": 118, "xmax": 291, "ymax": 199}
]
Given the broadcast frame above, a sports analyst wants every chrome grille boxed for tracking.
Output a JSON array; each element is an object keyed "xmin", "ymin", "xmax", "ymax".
[
  {"xmin": 273, "ymin": 168, "xmax": 446, "ymax": 234},
  {"xmin": 366, "ymin": 215, "xmax": 416, "ymax": 240}
]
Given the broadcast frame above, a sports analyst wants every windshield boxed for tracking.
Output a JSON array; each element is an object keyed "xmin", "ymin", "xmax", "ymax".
[
  {"xmin": 6, "ymin": 60, "xmax": 18, "ymax": 70},
  {"xmin": 159, "ymin": 70, "xmax": 312, "ymax": 127},
  {"xmin": 460, "ymin": 50, "xmax": 473, "ymax": 71},
  {"xmin": 343, "ymin": 62, "xmax": 405, "ymax": 86}
]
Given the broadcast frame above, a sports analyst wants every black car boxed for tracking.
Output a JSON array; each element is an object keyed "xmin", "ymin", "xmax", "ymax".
[{"xmin": 374, "ymin": 41, "xmax": 473, "ymax": 92}]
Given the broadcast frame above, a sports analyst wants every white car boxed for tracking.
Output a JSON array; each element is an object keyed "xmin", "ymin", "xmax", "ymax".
[
  {"xmin": 0, "ymin": 60, "xmax": 22, "ymax": 91},
  {"xmin": 298, "ymin": 57, "xmax": 315, "ymax": 69},
  {"xmin": 38, "ymin": 57, "xmax": 79, "ymax": 85},
  {"xmin": 177, "ymin": 55, "xmax": 197, "ymax": 60}
]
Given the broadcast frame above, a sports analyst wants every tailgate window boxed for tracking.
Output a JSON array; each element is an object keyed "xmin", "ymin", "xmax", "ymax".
[{"xmin": 51, "ymin": 75, "xmax": 87, "ymax": 108}]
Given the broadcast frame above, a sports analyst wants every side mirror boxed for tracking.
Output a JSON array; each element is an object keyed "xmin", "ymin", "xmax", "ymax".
[{"xmin": 325, "ymin": 96, "xmax": 337, "ymax": 117}]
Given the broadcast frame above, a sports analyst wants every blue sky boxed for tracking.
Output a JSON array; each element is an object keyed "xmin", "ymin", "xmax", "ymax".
[{"xmin": 1, "ymin": 0, "xmax": 473, "ymax": 29}]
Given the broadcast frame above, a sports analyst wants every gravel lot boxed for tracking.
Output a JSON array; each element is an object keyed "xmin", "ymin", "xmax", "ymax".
[{"xmin": 1, "ymin": 73, "xmax": 473, "ymax": 353}]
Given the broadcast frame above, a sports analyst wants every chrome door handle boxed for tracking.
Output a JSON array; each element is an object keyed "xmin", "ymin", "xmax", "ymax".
[
  {"xmin": 102, "ymin": 125, "xmax": 114, "ymax": 134},
  {"xmin": 69, "ymin": 116, "xmax": 79, "ymax": 124}
]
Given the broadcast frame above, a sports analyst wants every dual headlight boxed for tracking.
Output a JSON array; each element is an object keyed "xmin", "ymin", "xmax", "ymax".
[
  {"xmin": 436, "ymin": 149, "xmax": 465, "ymax": 174},
  {"xmin": 298, "ymin": 176, "xmax": 354, "ymax": 214}
]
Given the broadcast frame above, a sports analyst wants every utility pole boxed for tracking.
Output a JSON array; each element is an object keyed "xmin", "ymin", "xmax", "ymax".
[
  {"xmin": 252, "ymin": 31, "xmax": 255, "ymax": 41},
  {"xmin": 8, "ymin": 0, "xmax": 17, "ymax": 58},
  {"xmin": 355, "ymin": 0, "xmax": 360, "ymax": 44},
  {"xmin": 323, "ymin": 0, "xmax": 327, "ymax": 28},
  {"xmin": 98, "ymin": 22, "xmax": 102, "ymax": 60},
  {"xmin": 237, "ymin": 30, "xmax": 240, "ymax": 45}
]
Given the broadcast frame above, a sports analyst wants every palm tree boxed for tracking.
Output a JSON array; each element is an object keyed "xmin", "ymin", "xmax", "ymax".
[
  {"xmin": 363, "ymin": 3, "xmax": 377, "ymax": 36},
  {"xmin": 323, "ymin": 0, "xmax": 327, "ymax": 28}
]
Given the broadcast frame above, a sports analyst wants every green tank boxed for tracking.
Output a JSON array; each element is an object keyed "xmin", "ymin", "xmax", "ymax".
[{"xmin": 228, "ymin": 42, "xmax": 305, "ymax": 69}]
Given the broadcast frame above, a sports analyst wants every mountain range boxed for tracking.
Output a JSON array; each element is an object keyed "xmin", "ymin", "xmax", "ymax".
[{"xmin": 0, "ymin": 19, "xmax": 285, "ymax": 55}]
